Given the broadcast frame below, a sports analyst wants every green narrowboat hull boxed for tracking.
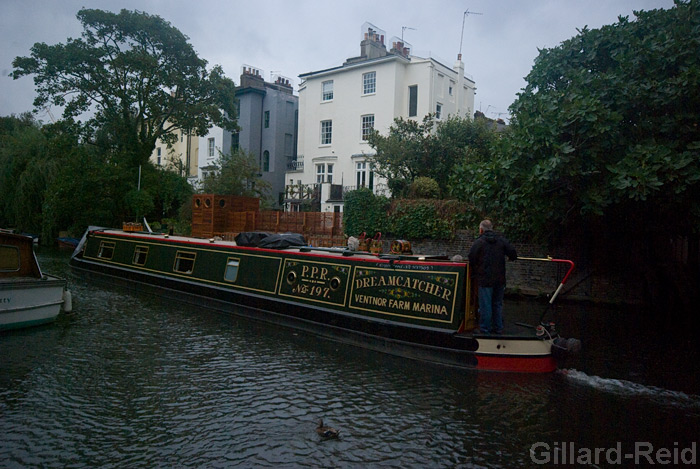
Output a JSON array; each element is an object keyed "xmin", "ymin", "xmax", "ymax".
[{"xmin": 70, "ymin": 228, "xmax": 562, "ymax": 372}]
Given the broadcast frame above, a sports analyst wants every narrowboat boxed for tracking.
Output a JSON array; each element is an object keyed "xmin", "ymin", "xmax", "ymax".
[
  {"xmin": 1, "ymin": 231, "xmax": 71, "ymax": 330},
  {"xmin": 70, "ymin": 228, "xmax": 580, "ymax": 373}
]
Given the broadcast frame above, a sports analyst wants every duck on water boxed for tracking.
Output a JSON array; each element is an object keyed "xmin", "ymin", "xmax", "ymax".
[{"xmin": 317, "ymin": 420, "xmax": 340, "ymax": 439}]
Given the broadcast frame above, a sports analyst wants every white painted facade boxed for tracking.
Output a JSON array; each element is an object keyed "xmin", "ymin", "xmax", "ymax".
[
  {"xmin": 197, "ymin": 125, "xmax": 231, "ymax": 181},
  {"xmin": 287, "ymin": 26, "xmax": 475, "ymax": 213},
  {"xmin": 149, "ymin": 128, "xmax": 199, "ymax": 182}
]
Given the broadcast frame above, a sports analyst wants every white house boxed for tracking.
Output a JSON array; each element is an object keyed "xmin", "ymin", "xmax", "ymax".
[
  {"xmin": 150, "ymin": 127, "xmax": 199, "ymax": 183},
  {"xmin": 198, "ymin": 124, "xmax": 232, "ymax": 182},
  {"xmin": 285, "ymin": 22, "xmax": 476, "ymax": 212}
]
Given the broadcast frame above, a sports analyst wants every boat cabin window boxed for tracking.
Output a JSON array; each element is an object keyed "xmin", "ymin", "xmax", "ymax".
[
  {"xmin": 173, "ymin": 251, "xmax": 196, "ymax": 274},
  {"xmin": 224, "ymin": 258, "xmax": 240, "ymax": 282},
  {"xmin": 97, "ymin": 241, "xmax": 116, "ymax": 260},
  {"xmin": 132, "ymin": 246, "xmax": 149, "ymax": 266},
  {"xmin": 0, "ymin": 245, "xmax": 20, "ymax": 272}
]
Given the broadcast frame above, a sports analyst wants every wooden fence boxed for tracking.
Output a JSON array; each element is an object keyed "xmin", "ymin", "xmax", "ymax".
[{"xmin": 217, "ymin": 211, "xmax": 346, "ymax": 247}]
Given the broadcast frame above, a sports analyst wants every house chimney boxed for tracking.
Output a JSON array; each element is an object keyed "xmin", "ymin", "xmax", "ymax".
[
  {"xmin": 360, "ymin": 22, "xmax": 387, "ymax": 59},
  {"xmin": 390, "ymin": 37, "xmax": 411, "ymax": 58},
  {"xmin": 240, "ymin": 64, "xmax": 265, "ymax": 90}
]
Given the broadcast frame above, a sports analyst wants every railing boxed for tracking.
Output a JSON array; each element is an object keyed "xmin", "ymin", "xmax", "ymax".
[
  {"xmin": 283, "ymin": 183, "xmax": 392, "ymax": 203},
  {"xmin": 284, "ymin": 182, "xmax": 317, "ymax": 201},
  {"xmin": 286, "ymin": 154, "xmax": 304, "ymax": 171},
  {"xmin": 342, "ymin": 184, "xmax": 391, "ymax": 197},
  {"xmin": 286, "ymin": 160, "xmax": 304, "ymax": 171}
]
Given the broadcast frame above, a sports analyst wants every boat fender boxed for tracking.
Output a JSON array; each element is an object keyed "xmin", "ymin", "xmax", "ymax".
[
  {"xmin": 390, "ymin": 239, "xmax": 412, "ymax": 255},
  {"xmin": 370, "ymin": 232, "xmax": 383, "ymax": 254},
  {"xmin": 63, "ymin": 289, "xmax": 73, "ymax": 313}
]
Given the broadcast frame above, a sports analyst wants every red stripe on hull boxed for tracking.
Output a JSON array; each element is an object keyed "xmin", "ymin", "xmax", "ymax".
[
  {"xmin": 99, "ymin": 231, "xmax": 463, "ymax": 267},
  {"xmin": 476, "ymin": 355, "xmax": 557, "ymax": 373}
]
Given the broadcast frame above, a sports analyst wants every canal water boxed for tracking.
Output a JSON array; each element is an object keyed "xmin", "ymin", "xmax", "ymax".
[{"xmin": 1, "ymin": 248, "xmax": 698, "ymax": 468}]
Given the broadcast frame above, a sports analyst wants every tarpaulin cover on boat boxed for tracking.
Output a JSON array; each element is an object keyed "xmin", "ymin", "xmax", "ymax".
[
  {"xmin": 234, "ymin": 232, "xmax": 270, "ymax": 247},
  {"xmin": 235, "ymin": 232, "xmax": 307, "ymax": 249}
]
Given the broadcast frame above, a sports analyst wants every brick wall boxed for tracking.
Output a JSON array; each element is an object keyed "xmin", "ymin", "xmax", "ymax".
[
  {"xmin": 195, "ymin": 197, "xmax": 643, "ymax": 305},
  {"xmin": 381, "ymin": 230, "xmax": 644, "ymax": 305}
]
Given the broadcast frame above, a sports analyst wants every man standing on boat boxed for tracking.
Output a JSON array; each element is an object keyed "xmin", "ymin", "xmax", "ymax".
[{"xmin": 468, "ymin": 220, "xmax": 518, "ymax": 334}]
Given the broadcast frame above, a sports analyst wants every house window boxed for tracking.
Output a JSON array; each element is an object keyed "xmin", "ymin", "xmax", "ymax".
[
  {"xmin": 356, "ymin": 162, "xmax": 367, "ymax": 188},
  {"xmin": 408, "ymin": 85, "xmax": 418, "ymax": 117},
  {"xmin": 361, "ymin": 114, "xmax": 375, "ymax": 141},
  {"xmin": 436, "ymin": 103, "xmax": 442, "ymax": 120},
  {"xmin": 363, "ymin": 71, "xmax": 376, "ymax": 94},
  {"xmin": 320, "ymin": 120, "xmax": 332, "ymax": 145},
  {"xmin": 224, "ymin": 258, "xmax": 240, "ymax": 282},
  {"xmin": 315, "ymin": 164, "xmax": 333, "ymax": 183},
  {"xmin": 157, "ymin": 147, "xmax": 162, "ymax": 165},
  {"xmin": 208, "ymin": 138, "xmax": 215, "ymax": 157},
  {"xmin": 322, "ymin": 80, "xmax": 334, "ymax": 101},
  {"xmin": 356, "ymin": 161, "xmax": 373, "ymax": 189},
  {"xmin": 284, "ymin": 133, "xmax": 293, "ymax": 157},
  {"xmin": 232, "ymin": 132, "xmax": 239, "ymax": 152},
  {"xmin": 264, "ymin": 111, "xmax": 270, "ymax": 128},
  {"xmin": 449, "ymin": 85, "xmax": 453, "ymax": 96},
  {"xmin": 173, "ymin": 251, "xmax": 196, "ymax": 274},
  {"xmin": 132, "ymin": 246, "xmax": 149, "ymax": 266},
  {"xmin": 97, "ymin": 241, "xmax": 115, "ymax": 260},
  {"xmin": 263, "ymin": 150, "xmax": 270, "ymax": 172}
]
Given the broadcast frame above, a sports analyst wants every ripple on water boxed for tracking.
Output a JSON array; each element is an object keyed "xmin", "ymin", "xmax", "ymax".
[{"xmin": 1, "ymin": 250, "xmax": 698, "ymax": 467}]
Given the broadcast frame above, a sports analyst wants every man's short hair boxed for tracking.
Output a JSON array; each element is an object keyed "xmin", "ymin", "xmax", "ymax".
[{"xmin": 479, "ymin": 219, "xmax": 493, "ymax": 232}]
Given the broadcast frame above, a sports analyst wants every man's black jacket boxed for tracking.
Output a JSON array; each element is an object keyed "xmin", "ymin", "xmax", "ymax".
[{"xmin": 468, "ymin": 230, "xmax": 517, "ymax": 287}]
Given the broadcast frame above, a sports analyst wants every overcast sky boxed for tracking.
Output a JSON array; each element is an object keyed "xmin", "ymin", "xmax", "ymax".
[{"xmin": 1, "ymin": 0, "xmax": 675, "ymax": 123}]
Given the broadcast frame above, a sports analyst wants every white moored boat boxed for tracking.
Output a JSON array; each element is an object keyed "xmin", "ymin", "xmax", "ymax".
[{"xmin": 1, "ymin": 231, "xmax": 70, "ymax": 331}]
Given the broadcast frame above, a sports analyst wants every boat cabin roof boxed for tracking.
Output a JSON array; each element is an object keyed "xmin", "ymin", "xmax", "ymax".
[{"xmin": 94, "ymin": 229, "xmax": 464, "ymax": 266}]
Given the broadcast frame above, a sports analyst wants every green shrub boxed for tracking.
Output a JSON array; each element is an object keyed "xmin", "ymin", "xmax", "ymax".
[
  {"xmin": 388, "ymin": 199, "xmax": 463, "ymax": 239},
  {"xmin": 343, "ymin": 188, "xmax": 390, "ymax": 236},
  {"xmin": 408, "ymin": 177, "xmax": 441, "ymax": 199},
  {"xmin": 345, "ymin": 188, "xmax": 473, "ymax": 240}
]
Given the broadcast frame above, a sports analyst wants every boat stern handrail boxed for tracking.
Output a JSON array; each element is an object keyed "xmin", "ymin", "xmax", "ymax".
[{"xmin": 516, "ymin": 256, "xmax": 575, "ymax": 304}]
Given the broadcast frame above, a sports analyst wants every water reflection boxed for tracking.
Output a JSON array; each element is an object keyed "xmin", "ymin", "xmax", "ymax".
[{"xmin": 0, "ymin": 248, "xmax": 697, "ymax": 467}]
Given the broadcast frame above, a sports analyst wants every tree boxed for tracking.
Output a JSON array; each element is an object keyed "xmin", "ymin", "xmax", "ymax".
[
  {"xmin": 366, "ymin": 116, "xmax": 433, "ymax": 197},
  {"xmin": 0, "ymin": 113, "xmax": 194, "ymax": 239},
  {"xmin": 142, "ymin": 166, "xmax": 194, "ymax": 221},
  {"xmin": 12, "ymin": 8, "xmax": 238, "ymax": 169},
  {"xmin": 40, "ymin": 137, "xmax": 194, "ymax": 237},
  {"xmin": 497, "ymin": 0, "xmax": 700, "ymax": 240},
  {"xmin": 42, "ymin": 140, "xmax": 123, "ymax": 236},
  {"xmin": 0, "ymin": 115, "xmax": 51, "ymax": 233},
  {"xmin": 201, "ymin": 149, "xmax": 271, "ymax": 200},
  {"xmin": 448, "ymin": 0, "xmax": 700, "ymax": 310},
  {"xmin": 367, "ymin": 114, "xmax": 499, "ymax": 198}
]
